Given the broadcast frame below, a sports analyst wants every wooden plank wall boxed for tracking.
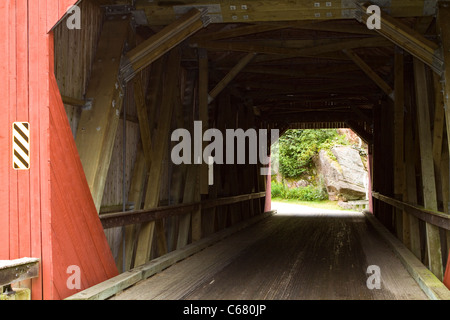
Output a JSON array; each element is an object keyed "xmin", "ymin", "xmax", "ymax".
[
  {"xmin": 49, "ymin": 0, "xmax": 269, "ymax": 279},
  {"xmin": 374, "ymin": 49, "xmax": 450, "ymax": 282},
  {"xmin": 54, "ymin": 0, "xmax": 104, "ymax": 136}
]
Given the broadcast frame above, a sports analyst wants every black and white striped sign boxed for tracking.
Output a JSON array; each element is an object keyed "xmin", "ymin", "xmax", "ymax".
[{"xmin": 13, "ymin": 122, "xmax": 30, "ymax": 170}]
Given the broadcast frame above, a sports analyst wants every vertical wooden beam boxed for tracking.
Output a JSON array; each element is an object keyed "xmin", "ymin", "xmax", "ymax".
[
  {"xmin": 437, "ymin": 1, "xmax": 450, "ymax": 287},
  {"xmin": 177, "ymin": 165, "xmax": 199, "ymax": 249},
  {"xmin": 134, "ymin": 48, "xmax": 181, "ymax": 267},
  {"xmin": 413, "ymin": 58, "xmax": 444, "ymax": 280},
  {"xmin": 213, "ymin": 93, "xmax": 228, "ymax": 230},
  {"xmin": 146, "ymin": 58, "xmax": 165, "ymax": 136},
  {"xmin": 442, "ymin": 138, "xmax": 450, "ymax": 271},
  {"xmin": 134, "ymin": 76, "xmax": 152, "ymax": 165},
  {"xmin": 394, "ymin": 48, "xmax": 406, "ymax": 243},
  {"xmin": 75, "ymin": 17, "xmax": 131, "ymax": 212},
  {"xmin": 198, "ymin": 48, "xmax": 209, "ymax": 195},
  {"xmin": 404, "ymin": 97, "xmax": 422, "ymax": 260},
  {"xmin": 119, "ymin": 145, "xmax": 147, "ymax": 271}
]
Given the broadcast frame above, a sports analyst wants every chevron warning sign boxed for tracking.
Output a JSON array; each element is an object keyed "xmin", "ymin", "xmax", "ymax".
[{"xmin": 13, "ymin": 122, "xmax": 30, "ymax": 170}]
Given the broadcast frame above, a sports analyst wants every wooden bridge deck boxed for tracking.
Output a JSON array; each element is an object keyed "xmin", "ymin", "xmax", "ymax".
[{"xmin": 110, "ymin": 203, "xmax": 429, "ymax": 300}]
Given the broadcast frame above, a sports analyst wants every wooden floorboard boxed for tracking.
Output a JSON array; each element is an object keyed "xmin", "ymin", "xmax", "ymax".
[{"xmin": 110, "ymin": 205, "xmax": 429, "ymax": 300}]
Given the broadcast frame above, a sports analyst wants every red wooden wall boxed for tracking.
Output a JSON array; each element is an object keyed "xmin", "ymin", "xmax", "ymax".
[{"xmin": 0, "ymin": 0, "xmax": 118, "ymax": 300}]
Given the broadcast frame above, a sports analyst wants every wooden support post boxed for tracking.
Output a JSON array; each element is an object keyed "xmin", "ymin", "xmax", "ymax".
[
  {"xmin": 146, "ymin": 58, "xmax": 165, "ymax": 136},
  {"xmin": 214, "ymin": 94, "xmax": 229, "ymax": 231},
  {"xmin": 199, "ymin": 49, "xmax": 217, "ymax": 235},
  {"xmin": 404, "ymin": 89, "xmax": 422, "ymax": 260},
  {"xmin": 75, "ymin": 17, "xmax": 131, "ymax": 212},
  {"xmin": 442, "ymin": 140, "xmax": 450, "ymax": 270},
  {"xmin": 177, "ymin": 165, "xmax": 200, "ymax": 249},
  {"xmin": 134, "ymin": 48, "xmax": 181, "ymax": 267},
  {"xmin": 118, "ymin": 145, "xmax": 147, "ymax": 271},
  {"xmin": 133, "ymin": 75, "xmax": 152, "ymax": 165},
  {"xmin": 437, "ymin": 1, "xmax": 450, "ymax": 287},
  {"xmin": 198, "ymin": 48, "xmax": 209, "ymax": 195},
  {"xmin": 394, "ymin": 48, "xmax": 406, "ymax": 244},
  {"xmin": 413, "ymin": 58, "xmax": 444, "ymax": 280},
  {"xmin": 432, "ymin": 72, "xmax": 446, "ymax": 213}
]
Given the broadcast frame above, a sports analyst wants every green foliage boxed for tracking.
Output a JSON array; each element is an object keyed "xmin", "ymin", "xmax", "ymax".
[
  {"xmin": 271, "ymin": 181, "xmax": 286, "ymax": 198},
  {"xmin": 271, "ymin": 182, "xmax": 328, "ymax": 202},
  {"xmin": 277, "ymin": 129, "xmax": 348, "ymax": 179}
]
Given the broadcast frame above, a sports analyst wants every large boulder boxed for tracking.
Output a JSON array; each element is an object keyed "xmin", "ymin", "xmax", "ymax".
[{"xmin": 314, "ymin": 146, "xmax": 367, "ymax": 201}]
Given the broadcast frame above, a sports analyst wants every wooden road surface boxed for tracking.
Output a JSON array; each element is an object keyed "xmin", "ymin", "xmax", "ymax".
[{"xmin": 110, "ymin": 203, "xmax": 429, "ymax": 300}]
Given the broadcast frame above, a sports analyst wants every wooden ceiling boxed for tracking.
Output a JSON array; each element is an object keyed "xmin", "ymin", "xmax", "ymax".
[{"xmin": 94, "ymin": 0, "xmax": 439, "ymax": 132}]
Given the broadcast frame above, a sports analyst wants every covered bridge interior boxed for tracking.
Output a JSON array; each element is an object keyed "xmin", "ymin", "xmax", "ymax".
[{"xmin": 2, "ymin": 0, "xmax": 450, "ymax": 300}]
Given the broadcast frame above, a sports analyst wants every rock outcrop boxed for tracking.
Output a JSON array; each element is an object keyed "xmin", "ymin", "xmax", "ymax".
[{"xmin": 314, "ymin": 146, "xmax": 368, "ymax": 201}]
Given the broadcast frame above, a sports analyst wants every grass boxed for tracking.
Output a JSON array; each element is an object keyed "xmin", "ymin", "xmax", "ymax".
[{"xmin": 271, "ymin": 197, "xmax": 358, "ymax": 212}]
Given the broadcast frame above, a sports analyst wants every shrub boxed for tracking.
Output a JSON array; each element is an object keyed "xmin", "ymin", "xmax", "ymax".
[
  {"xmin": 271, "ymin": 181, "xmax": 287, "ymax": 198},
  {"xmin": 271, "ymin": 182, "xmax": 327, "ymax": 202}
]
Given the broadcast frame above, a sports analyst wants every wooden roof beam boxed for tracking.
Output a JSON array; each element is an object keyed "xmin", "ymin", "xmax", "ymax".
[
  {"xmin": 354, "ymin": 1, "xmax": 443, "ymax": 75},
  {"xmin": 345, "ymin": 119, "xmax": 373, "ymax": 145},
  {"xmin": 192, "ymin": 37, "xmax": 391, "ymax": 57},
  {"xmin": 135, "ymin": 0, "xmax": 435, "ymax": 26},
  {"xmin": 208, "ymin": 52, "xmax": 257, "ymax": 103},
  {"xmin": 262, "ymin": 111, "xmax": 368, "ymax": 123},
  {"xmin": 120, "ymin": 8, "xmax": 210, "ymax": 83},
  {"xmin": 343, "ymin": 49, "xmax": 394, "ymax": 100}
]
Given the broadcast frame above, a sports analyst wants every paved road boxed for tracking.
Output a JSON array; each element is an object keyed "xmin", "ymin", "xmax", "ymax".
[{"xmin": 111, "ymin": 202, "xmax": 428, "ymax": 300}]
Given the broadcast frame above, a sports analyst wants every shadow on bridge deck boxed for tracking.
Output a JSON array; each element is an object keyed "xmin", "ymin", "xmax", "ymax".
[{"xmin": 110, "ymin": 202, "xmax": 429, "ymax": 300}]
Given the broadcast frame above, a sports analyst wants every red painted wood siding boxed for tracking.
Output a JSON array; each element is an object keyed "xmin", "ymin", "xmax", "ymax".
[
  {"xmin": 49, "ymin": 69, "xmax": 118, "ymax": 299},
  {"xmin": 0, "ymin": 0, "xmax": 118, "ymax": 300}
]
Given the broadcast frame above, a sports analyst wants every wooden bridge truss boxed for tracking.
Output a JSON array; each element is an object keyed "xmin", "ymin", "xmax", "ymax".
[{"xmin": 2, "ymin": 0, "xmax": 450, "ymax": 299}]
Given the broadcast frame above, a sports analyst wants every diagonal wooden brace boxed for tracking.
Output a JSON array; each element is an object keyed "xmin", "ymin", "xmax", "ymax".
[{"xmin": 120, "ymin": 8, "xmax": 210, "ymax": 83}]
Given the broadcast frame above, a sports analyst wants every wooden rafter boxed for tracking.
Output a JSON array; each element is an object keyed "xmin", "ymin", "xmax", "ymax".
[
  {"xmin": 120, "ymin": 8, "xmax": 210, "ymax": 83},
  {"xmin": 345, "ymin": 120, "xmax": 373, "ymax": 145},
  {"xmin": 193, "ymin": 37, "xmax": 391, "ymax": 57},
  {"xmin": 343, "ymin": 49, "xmax": 394, "ymax": 99},
  {"xmin": 354, "ymin": 1, "xmax": 443, "ymax": 75},
  {"xmin": 209, "ymin": 52, "xmax": 257, "ymax": 103},
  {"xmin": 135, "ymin": 0, "xmax": 435, "ymax": 25}
]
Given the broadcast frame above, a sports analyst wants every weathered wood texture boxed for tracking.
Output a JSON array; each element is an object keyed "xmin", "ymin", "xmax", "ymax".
[
  {"xmin": 137, "ymin": 0, "xmax": 435, "ymax": 25},
  {"xmin": 111, "ymin": 207, "xmax": 433, "ymax": 300},
  {"xmin": 437, "ymin": 1, "xmax": 450, "ymax": 288},
  {"xmin": 53, "ymin": 0, "xmax": 104, "ymax": 136},
  {"xmin": 75, "ymin": 16, "xmax": 131, "ymax": 213},
  {"xmin": 413, "ymin": 59, "xmax": 444, "ymax": 280}
]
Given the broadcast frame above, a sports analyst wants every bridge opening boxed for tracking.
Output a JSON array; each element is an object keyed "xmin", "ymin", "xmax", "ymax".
[
  {"xmin": 46, "ymin": 0, "xmax": 450, "ymax": 299},
  {"xmin": 271, "ymin": 128, "xmax": 370, "ymax": 212}
]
